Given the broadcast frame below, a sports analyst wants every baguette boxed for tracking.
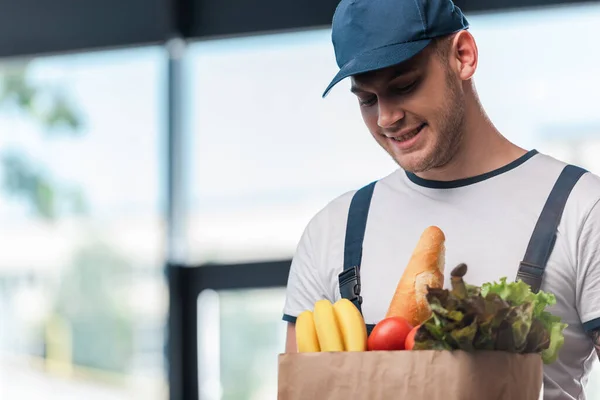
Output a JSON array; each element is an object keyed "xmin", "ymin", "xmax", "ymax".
[{"xmin": 385, "ymin": 226, "xmax": 446, "ymax": 327}]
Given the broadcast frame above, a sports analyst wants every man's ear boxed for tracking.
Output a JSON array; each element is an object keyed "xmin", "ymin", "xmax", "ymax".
[{"xmin": 451, "ymin": 30, "xmax": 478, "ymax": 81}]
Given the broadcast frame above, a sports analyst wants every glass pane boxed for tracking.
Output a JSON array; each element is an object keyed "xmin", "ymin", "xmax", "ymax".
[
  {"xmin": 466, "ymin": 3, "xmax": 600, "ymax": 173},
  {"xmin": 185, "ymin": 31, "xmax": 397, "ymax": 265},
  {"xmin": 0, "ymin": 46, "xmax": 168, "ymax": 399},
  {"xmin": 185, "ymin": 3, "xmax": 600, "ymax": 266},
  {"xmin": 197, "ymin": 288, "xmax": 287, "ymax": 400}
]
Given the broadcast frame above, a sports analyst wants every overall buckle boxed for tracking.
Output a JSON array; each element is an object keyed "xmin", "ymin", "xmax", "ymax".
[{"xmin": 338, "ymin": 266, "xmax": 362, "ymax": 305}]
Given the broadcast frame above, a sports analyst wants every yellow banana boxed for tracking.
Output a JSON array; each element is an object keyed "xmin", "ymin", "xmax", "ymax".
[
  {"xmin": 295, "ymin": 310, "xmax": 320, "ymax": 352},
  {"xmin": 333, "ymin": 298, "xmax": 367, "ymax": 351},
  {"xmin": 313, "ymin": 299, "xmax": 344, "ymax": 352}
]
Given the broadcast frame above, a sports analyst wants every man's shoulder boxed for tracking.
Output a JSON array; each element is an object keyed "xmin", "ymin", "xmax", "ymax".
[
  {"xmin": 573, "ymin": 168, "xmax": 600, "ymax": 205},
  {"xmin": 305, "ymin": 185, "xmax": 366, "ymax": 233},
  {"xmin": 531, "ymin": 153, "xmax": 600, "ymax": 235},
  {"xmin": 534, "ymin": 152, "xmax": 600, "ymax": 201}
]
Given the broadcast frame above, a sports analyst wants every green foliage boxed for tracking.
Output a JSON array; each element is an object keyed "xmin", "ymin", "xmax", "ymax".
[
  {"xmin": 0, "ymin": 62, "xmax": 87, "ymax": 220},
  {"xmin": 53, "ymin": 240, "xmax": 134, "ymax": 373},
  {"xmin": 1, "ymin": 152, "xmax": 87, "ymax": 219},
  {"xmin": 414, "ymin": 264, "xmax": 567, "ymax": 365},
  {"xmin": 0, "ymin": 63, "xmax": 133, "ymax": 374},
  {"xmin": 0, "ymin": 64, "xmax": 83, "ymax": 132}
]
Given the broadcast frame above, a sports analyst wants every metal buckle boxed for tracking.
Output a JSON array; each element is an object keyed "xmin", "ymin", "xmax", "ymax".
[
  {"xmin": 338, "ymin": 266, "xmax": 362, "ymax": 305},
  {"xmin": 517, "ymin": 261, "xmax": 544, "ymax": 276},
  {"xmin": 516, "ymin": 261, "xmax": 543, "ymax": 293}
]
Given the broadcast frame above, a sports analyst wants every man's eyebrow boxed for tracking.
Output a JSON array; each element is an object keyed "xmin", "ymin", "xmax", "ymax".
[
  {"xmin": 350, "ymin": 64, "xmax": 420, "ymax": 94},
  {"xmin": 389, "ymin": 64, "xmax": 419, "ymax": 80},
  {"xmin": 350, "ymin": 85, "xmax": 367, "ymax": 94}
]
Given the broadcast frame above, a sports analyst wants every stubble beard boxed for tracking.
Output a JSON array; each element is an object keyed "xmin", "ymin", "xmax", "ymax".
[{"xmin": 397, "ymin": 78, "xmax": 466, "ymax": 174}]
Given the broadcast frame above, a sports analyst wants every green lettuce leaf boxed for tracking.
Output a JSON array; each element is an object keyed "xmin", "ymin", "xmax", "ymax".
[
  {"xmin": 481, "ymin": 276, "xmax": 567, "ymax": 363},
  {"xmin": 413, "ymin": 264, "xmax": 567, "ymax": 364},
  {"xmin": 538, "ymin": 311, "xmax": 568, "ymax": 364}
]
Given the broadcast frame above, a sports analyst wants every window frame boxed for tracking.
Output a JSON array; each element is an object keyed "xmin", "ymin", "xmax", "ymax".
[
  {"xmin": 0, "ymin": 0, "xmax": 594, "ymax": 58},
  {"xmin": 167, "ymin": 259, "xmax": 291, "ymax": 400}
]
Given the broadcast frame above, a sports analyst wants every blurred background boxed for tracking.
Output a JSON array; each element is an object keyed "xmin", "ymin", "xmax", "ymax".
[{"xmin": 1, "ymin": 0, "xmax": 600, "ymax": 399}]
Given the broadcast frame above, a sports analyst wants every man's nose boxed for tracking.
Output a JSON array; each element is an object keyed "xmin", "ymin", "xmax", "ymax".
[{"xmin": 377, "ymin": 99, "xmax": 405, "ymax": 129}]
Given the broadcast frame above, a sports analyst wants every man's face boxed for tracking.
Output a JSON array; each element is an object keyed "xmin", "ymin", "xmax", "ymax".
[{"xmin": 350, "ymin": 42, "xmax": 465, "ymax": 174}]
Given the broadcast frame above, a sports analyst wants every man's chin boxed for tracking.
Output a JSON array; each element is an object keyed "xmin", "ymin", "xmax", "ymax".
[
  {"xmin": 390, "ymin": 145, "xmax": 433, "ymax": 172},
  {"xmin": 395, "ymin": 157, "xmax": 432, "ymax": 174}
]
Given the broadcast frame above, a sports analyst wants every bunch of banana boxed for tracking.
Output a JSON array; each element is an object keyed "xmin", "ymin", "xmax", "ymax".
[{"xmin": 295, "ymin": 298, "xmax": 367, "ymax": 352}]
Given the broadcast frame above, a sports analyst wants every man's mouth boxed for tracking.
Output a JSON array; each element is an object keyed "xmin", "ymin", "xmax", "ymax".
[{"xmin": 389, "ymin": 123, "xmax": 426, "ymax": 143}]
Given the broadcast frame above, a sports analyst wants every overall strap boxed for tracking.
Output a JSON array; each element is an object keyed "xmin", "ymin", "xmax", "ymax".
[
  {"xmin": 516, "ymin": 165, "xmax": 587, "ymax": 293},
  {"xmin": 339, "ymin": 181, "xmax": 377, "ymax": 314}
]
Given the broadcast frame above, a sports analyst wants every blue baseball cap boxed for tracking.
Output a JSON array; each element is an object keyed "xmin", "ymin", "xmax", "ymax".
[{"xmin": 323, "ymin": 0, "xmax": 469, "ymax": 97}]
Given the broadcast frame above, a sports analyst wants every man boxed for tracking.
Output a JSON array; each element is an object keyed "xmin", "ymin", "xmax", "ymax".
[{"xmin": 281, "ymin": 0, "xmax": 600, "ymax": 398}]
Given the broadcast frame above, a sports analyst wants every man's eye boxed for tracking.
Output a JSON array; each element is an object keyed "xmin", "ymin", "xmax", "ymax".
[
  {"xmin": 359, "ymin": 96, "xmax": 377, "ymax": 106},
  {"xmin": 395, "ymin": 81, "xmax": 417, "ymax": 94}
]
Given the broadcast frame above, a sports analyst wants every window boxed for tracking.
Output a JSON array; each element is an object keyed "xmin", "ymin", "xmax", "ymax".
[
  {"xmin": 0, "ymin": 46, "xmax": 168, "ymax": 399},
  {"xmin": 197, "ymin": 288, "xmax": 287, "ymax": 400},
  {"xmin": 467, "ymin": 3, "xmax": 600, "ymax": 174},
  {"xmin": 185, "ymin": 31, "xmax": 397, "ymax": 265}
]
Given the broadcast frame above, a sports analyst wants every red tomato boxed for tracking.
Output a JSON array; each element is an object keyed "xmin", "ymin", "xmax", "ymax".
[
  {"xmin": 367, "ymin": 317, "xmax": 413, "ymax": 351},
  {"xmin": 404, "ymin": 324, "xmax": 421, "ymax": 350}
]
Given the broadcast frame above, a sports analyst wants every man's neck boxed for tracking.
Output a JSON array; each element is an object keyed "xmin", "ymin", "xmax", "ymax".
[{"xmin": 415, "ymin": 98, "xmax": 527, "ymax": 182}]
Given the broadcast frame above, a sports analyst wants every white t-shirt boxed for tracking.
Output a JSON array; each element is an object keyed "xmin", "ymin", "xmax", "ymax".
[{"xmin": 282, "ymin": 149, "xmax": 600, "ymax": 400}]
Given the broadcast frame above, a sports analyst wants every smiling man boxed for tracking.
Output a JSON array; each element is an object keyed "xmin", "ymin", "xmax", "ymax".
[{"xmin": 281, "ymin": 0, "xmax": 600, "ymax": 399}]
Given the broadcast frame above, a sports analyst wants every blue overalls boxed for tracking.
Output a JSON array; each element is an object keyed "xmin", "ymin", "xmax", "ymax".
[{"xmin": 338, "ymin": 165, "xmax": 587, "ymax": 336}]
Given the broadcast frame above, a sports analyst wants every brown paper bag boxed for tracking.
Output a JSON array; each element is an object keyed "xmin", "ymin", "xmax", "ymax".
[{"xmin": 278, "ymin": 350, "xmax": 543, "ymax": 400}]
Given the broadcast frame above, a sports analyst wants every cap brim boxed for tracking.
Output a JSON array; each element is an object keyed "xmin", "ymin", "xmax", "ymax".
[{"xmin": 322, "ymin": 38, "xmax": 432, "ymax": 98}]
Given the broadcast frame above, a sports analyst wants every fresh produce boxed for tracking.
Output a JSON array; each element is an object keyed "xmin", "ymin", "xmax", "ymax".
[
  {"xmin": 296, "ymin": 299, "xmax": 367, "ymax": 352},
  {"xmin": 314, "ymin": 299, "xmax": 345, "ymax": 352},
  {"xmin": 367, "ymin": 316, "xmax": 413, "ymax": 351},
  {"xmin": 334, "ymin": 299, "xmax": 368, "ymax": 351},
  {"xmin": 386, "ymin": 226, "xmax": 446, "ymax": 327},
  {"xmin": 404, "ymin": 324, "xmax": 420, "ymax": 350},
  {"xmin": 295, "ymin": 310, "xmax": 321, "ymax": 352},
  {"xmin": 412, "ymin": 263, "xmax": 567, "ymax": 364}
]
